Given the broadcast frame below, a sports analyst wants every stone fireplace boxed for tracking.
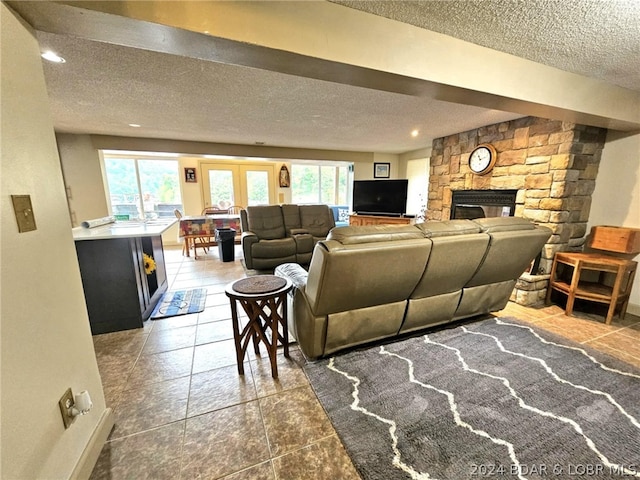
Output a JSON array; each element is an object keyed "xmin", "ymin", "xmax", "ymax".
[{"xmin": 427, "ymin": 116, "xmax": 607, "ymax": 305}]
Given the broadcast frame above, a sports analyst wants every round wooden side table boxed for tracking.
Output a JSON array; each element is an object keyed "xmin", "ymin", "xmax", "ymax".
[{"xmin": 225, "ymin": 275, "xmax": 293, "ymax": 378}]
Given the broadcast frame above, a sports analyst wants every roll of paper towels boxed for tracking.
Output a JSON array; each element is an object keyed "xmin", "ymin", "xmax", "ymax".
[{"xmin": 81, "ymin": 216, "xmax": 116, "ymax": 228}]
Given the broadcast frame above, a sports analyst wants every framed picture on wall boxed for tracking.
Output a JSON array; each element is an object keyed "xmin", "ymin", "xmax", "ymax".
[
  {"xmin": 184, "ymin": 167, "xmax": 197, "ymax": 183},
  {"xmin": 374, "ymin": 162, "xmax": 390, "ymax": 178}
]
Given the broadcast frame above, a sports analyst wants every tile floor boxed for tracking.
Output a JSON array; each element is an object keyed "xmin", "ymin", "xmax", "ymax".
[{"xmin": 90, "ymin": 245, "xmax": 640, "ymax": 479}]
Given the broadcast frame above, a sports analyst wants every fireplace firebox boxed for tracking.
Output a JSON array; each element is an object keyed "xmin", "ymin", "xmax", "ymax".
[{"xmin": 451, "ymin": 190, "xmax": 518, "ymax": 219}]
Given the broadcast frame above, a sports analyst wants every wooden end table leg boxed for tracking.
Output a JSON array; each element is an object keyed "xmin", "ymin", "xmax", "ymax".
[
  {"xmin": 252, "ymin": 312, "xmax": 261, "ymax": 356},
  {"xmin": 605, "ymin": 264, "xmax": 626, "ymax": 325},
  {"xmin": 546, "ymin": 256, "xmax": 559, "ymax": 305},
  {"xmin": 241, "ymin": 300, "xmax": 261, "ymax": 356},
  {"xmin": 229, "ymin": 299, "xmax": 245, "ymax": 375},
  {"xmin": 565, "ymin": 260, "xmax": 581, "ymax": 316},
  {"xmin": 264, "ymin": 297, "xmax": 278, "ymax": 378},
  {"xmin": 281, "ymin": 293, "xmax": 290, "ymax": 358},
  {"xmin": 619, "ymin": 265, "xmax": 637, "ymax": 321}
]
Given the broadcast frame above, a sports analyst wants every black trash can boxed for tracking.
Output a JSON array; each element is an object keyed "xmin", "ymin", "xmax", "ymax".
[{"xmin": 215, "ymin": 228, "xmax": 236, "ymax": 262}]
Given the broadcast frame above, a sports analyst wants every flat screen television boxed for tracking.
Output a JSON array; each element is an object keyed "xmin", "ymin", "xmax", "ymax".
[{"xmin": 353, "ymin": 179, "xmax": 408, "ymax": 217}]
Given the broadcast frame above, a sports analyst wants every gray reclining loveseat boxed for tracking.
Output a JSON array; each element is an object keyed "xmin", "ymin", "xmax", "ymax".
[
  {"xmin": 240, "ymin": 204, "xmax": 335, "ymax": 270},
  {"xmin": 275, "ymin": 217, "xmax": 552, "ymax": 359}
]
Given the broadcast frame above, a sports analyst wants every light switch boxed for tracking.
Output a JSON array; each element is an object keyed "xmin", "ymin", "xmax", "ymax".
[{"xmin": 11, "ymin": 195, "xmax": 37, "ymax": 232}]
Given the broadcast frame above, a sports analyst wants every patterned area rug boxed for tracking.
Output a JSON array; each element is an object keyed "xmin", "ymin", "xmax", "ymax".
[
  {"xmin": 305, "ymin": 317, "xmax": 640, "ymax": 479},
  {"xmin": 150, "ymin": 288, "xmax": 207, "ymax": 319}
]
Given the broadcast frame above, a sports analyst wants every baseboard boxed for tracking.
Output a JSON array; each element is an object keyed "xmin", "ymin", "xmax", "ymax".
[{"xmin": 70, "ymin": 408, "xmax": 115, "ymax": 480}]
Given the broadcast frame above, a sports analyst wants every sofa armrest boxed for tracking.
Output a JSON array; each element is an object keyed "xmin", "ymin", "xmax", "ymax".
[
  {"xmin": 275, "ymin": 263, "xmax": 308, "ymax": 292},
  {"xmin": 241, "ymin": 231, "xmax": 259, "ymax": 269},
  {"xmin": 241, "ymin": 230, "xmax": 259, "ymax": 244},
  {"xmin": 289, "ymin": 228, "xmax": 310, "ymax": 236}
]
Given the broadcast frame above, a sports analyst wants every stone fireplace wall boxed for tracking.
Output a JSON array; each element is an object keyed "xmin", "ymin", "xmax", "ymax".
[{"xmin": 427, "ymin": 116, "xmax": 607, "ymax": 276}]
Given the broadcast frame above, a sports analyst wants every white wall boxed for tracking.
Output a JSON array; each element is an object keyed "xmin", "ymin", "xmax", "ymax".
[
  {"xmin": 588, "ymin": 130, "xmax": 640, "ymax": 313},
  {"xmin": 1, "ymin": 5, "xmax": 111, "ymax": 478}
]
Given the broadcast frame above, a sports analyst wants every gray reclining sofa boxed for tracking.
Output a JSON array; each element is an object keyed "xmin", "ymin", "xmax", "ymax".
[{"xmin": 275, "ymin": 217, "xmax": 552, "ymax": 359}]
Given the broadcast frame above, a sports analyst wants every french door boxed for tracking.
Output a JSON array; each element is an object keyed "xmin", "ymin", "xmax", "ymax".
[{"xmin": 200, "ymin": 162, "xmax": 276, "ymax": 210}]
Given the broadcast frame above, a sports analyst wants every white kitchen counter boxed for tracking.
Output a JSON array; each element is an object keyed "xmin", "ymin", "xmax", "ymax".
[{"xmin": 72, "ymin": 218, "xmax": 177, "ymax": 241}]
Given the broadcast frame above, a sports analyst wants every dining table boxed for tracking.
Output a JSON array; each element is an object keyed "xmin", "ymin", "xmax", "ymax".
[{"xmin": 179, "ymin": 214, "xmax": 241, "ymax": 259}]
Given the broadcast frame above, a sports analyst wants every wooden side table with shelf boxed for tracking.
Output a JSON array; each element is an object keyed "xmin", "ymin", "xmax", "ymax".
[{"xmin": 545, "ymin": 251, "xmax": 637, "ymax": 324}]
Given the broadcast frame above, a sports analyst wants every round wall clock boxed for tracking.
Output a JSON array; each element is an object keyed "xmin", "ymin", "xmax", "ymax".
[{"xmin": 469, "ymin": 143, "xmax": 497, "ymax": 175}]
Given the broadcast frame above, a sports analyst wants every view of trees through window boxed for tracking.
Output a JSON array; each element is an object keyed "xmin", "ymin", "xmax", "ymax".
[
  {"xmin": 208, "ymin": 170, "xmax": 235, "ymax": 209},
  {"xmin": 246, "ymin": 171, "xmax": 269, "ymax": 205},
  {"xmin": 291, "ymin": 164, "xmax": 349, "ymax": 205},
  {"xmin": 104, "ymin": 156, "xmax": 182, "ymax": 219}
]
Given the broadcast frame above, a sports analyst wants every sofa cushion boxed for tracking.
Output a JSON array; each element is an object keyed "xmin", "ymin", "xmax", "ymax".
[
  {"xmin": 327, "ymin": 225, "xmax": 424, "ymax": 245},
  {"xmin": 465, "ymin": 228, "xmax": 552, "ymax": 287},
  {"xmin": 281, "ymin": 204, "xmax": 302, "ymax": 233},
  {"xmin": 472, "ymin": 216, "xmax": 536, "ymax": 232},
  {"xmin": 251, "ymin": 237, "xmax": 296, "ymax": 257},
  {"xmin": 299, "ymin": 205, "xmax": 335, "ymax": 237},
  {"xmin": 307, "ymin": 238, "xmax": 431, "ymax": 316},
  {"xmin": 410, "ymin": 233, "xmax": 489, "ymax": 298},
  {"xmin": 246, "ymin": 205, "xmax": 286, "ymax": 239},
  {"xmin": 415, "ymin": 219, "xmax": 481, "ymax": 237}
]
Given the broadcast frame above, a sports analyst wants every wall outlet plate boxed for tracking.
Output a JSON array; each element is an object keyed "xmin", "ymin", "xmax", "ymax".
[{"xmin": 59, "ymin": 388, "xmax": 75, "ymax": 429}]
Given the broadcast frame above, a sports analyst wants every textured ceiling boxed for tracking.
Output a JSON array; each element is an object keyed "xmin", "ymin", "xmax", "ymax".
[
  {"xmin": 36, "ymin": 31, "xmax": 522, "ymax": 153},
  {"xmin": 334, "ymin": 0, "xmax": 640, "ymax": 93},
  {"xmin": 24, "ymin": 1, "xmax": 640, "ymax": 154}
]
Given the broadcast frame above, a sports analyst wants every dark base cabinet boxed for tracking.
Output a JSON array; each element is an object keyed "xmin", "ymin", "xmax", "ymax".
[{"xmin": 75, "ymin": 235, "xmax": 168, "ymax": 334}]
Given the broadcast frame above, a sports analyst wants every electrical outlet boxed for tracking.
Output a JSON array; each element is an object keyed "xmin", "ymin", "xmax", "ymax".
[{"xmin": 59, "ymin": 388, "xmax": 75, "ymax": 429}]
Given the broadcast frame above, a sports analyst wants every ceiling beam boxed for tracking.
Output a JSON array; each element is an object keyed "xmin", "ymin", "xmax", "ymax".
[{"xmin": 10, "ymin": 0, "xmax": 640, "ymax": 131}]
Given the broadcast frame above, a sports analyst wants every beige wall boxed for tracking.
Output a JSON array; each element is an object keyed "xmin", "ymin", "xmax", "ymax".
[
  {"xmin": 56, "ymin": 133, "xmax": 109, "ymax": 227},
  {"xmin": 1, "ymin": 5, "xmax": 111, "ymax": 479},
  {"xmin": 405, "ymin": 157, "xmax": 430, "ymax": 217},
  {"xmin": 57, "ymin": 137, "xmax": 375, "ymax": 229},
  {"xmin": 352, "ymin": 153, "xmax": 400, "ymax": 181},
  {"xmin": 589, "ymin": 131, "xmax": 640, "ymax": 313},
  {"xmin": 400, "ymin": 147, "xmax": 432, "ymax": 218}
]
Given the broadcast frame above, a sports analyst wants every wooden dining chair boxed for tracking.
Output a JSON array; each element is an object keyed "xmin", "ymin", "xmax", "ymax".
[
  {"xmin": 176, "ymin": 209, "xmax": 209, "ymax": 256},
  {"xmin": 174, "ymin": 209, "xmax": 188, "ymax": 256},
  {"xmin": 227, "ymin": 205, "xmax": 243, "ymax": 215}
]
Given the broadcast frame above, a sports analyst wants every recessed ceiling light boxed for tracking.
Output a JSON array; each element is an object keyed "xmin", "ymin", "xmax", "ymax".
[
  {"xmin": 41, "ymin": 51, "xmax": 66, "ymax": 63},
  {"xmin": 411, "ymin": 129, "xmax": 419, "ymax": 137},
  {"xmin": 128, "ymin": 123, "xmax": 141, "ymax": 128}
]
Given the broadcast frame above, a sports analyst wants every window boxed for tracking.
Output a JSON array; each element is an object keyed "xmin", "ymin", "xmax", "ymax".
[
  {"xmin": 291, "ymin": 163, "xmax": 349, "ymax": 205},
  {"xmin": 103, "ymin": 155, "xmax": 183, "ymax": 219}
]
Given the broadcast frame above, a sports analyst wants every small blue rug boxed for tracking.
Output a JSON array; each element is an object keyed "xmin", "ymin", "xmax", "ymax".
[{"xmin": 150, "ymin": 288, "xmax": 207, "ymax": 319}]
